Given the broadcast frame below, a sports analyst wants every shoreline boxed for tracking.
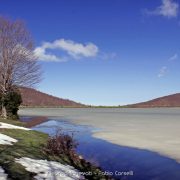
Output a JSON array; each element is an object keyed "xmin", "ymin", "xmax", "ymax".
[
  {"xmin": 0, "ymin": 118, "xmax": 112, "ymax": 180},
  {"xmin": 21, "ymin": 116, "xmax": 49, "ymax": 128}
]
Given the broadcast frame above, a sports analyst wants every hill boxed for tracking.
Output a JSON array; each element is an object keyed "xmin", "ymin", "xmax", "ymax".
[
  {"xmin": 19, "ymin": 87, "xmax": 85, "ymax": 107},
  {"xmin": 19, "ymin": 87, "xmax": 180, "ymax": 108},
  {"xmin": 128, "ymin": 93, "xmax": 180, "ymax": 108}
]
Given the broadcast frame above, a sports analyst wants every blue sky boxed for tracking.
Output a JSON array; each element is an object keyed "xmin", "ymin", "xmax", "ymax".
[{"xmin": 1, "ymin": 0, "xmax": 180, "ymax": 105}]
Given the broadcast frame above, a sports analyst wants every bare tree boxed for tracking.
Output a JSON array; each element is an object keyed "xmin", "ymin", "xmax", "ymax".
[{"xmin": 0, "ymin": 16, "xmax": 41, "ymax": 118}]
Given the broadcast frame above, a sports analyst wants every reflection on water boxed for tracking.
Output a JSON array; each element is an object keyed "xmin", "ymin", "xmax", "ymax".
[{"xmin": 24, "ymin": 118, "xmax": 180, "ymax": 180}]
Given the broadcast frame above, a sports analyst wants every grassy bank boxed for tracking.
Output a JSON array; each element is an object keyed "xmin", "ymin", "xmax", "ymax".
[{"xmin": 0, "ymin": 118, "xmax": 112, "ymax": 180}]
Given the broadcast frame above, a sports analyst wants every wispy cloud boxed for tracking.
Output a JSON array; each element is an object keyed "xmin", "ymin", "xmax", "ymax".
[
  {"xmin": 157, "ymin": 53, "xmax": 177, "ymax": 78},
  {"xmin": 34, "ymin": 39, "xmax": 99, "ymax": 62},
  {"xmin": 168, "ymin": 53, "xmax": 178, "ymax": 61},
  {"xmin": 158, "ymin": 66, "xmax": 168, "ymax": 78},
  {"xmin": 145, "ymin": 0, "xmax": 179, "ymax": 18},
  {"xmin": 100, "ymin": 52, "xmax": 117, "ymax": 60}
]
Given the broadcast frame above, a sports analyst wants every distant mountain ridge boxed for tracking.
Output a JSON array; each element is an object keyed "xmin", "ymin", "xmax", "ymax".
[
  {"xmin": 20, "ymin": 87, "xmax": 180, "ymax": 108},
  {"xmin": 128, "ymin": 93, "xmax": 180, "ymax": 108},
  {"xmin": 20, "ymin": 87, "xmax": 85, "ymax": 107}
]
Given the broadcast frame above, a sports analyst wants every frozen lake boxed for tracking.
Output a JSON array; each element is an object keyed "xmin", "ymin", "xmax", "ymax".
[{"xmin": 19, "ymin": 108, "xmax": 180, "ymax": 179}]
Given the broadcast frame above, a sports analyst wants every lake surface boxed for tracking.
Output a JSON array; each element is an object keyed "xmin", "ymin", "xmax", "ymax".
[{"xmin": 19, "ymin": 108, "xmax": 180, "ymax": 180}]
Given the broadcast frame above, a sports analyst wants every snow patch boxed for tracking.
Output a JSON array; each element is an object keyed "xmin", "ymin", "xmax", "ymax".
[
  {"xmin": 0, "ymin": 133, "xmax": 17, "ymax": 145},
  {"xmin": 0, "ymin": 122, "xmax": 30, "ymax": 131},
  {"xmin": 15, "ymin": 157, "xmax": 85, "ymax": 180},
  {"xmin": 0, "ymin": 166, "xmax": 7, "ymax": 180}
]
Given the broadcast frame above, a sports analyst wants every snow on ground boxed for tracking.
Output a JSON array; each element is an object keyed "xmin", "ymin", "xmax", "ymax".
[
  {"xmin": 0, "ymin": 167, "xmax": 7, "ymax": 180},
  {"xmin": 0, "ymin": 133, "xmax": 17, "ymax": 145},
  {"xmin": 0, "ymin": 122, "xmax": 30, "ymax": 131},
  {"xmin": 15, "ymin": 157, "xmax": 85, "ymax": 180}
]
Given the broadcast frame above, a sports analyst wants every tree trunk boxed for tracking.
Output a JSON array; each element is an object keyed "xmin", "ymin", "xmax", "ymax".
[{"xmin": 1, "ymin": 103, "xmax": 7, "ymax": 119}]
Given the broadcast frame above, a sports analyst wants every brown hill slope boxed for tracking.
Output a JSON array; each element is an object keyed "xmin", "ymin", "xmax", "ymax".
[
  {"xmin": 19, "ymin": 87, "xmax": 85, "ymax": 107},
  {"xmin": 128, "ymin": 93, "xmax": 180, "ymax": 108}
]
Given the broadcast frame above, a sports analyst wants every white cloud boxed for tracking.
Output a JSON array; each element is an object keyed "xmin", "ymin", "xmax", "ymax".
[
  {"xmin": 34, "ymin": 39, "xmax": 99, "ymax": 62},
  {"xmin": 158, "ymin": 66, "xmax": 168, "ymax": 77},
  {"xmin": 168, "ymin": 53, "xmax": 178, "ymax": 61},
  {"xmin": 146, "ymin": 0, "xmax": 179, "ymax": 18},
  {"xmin": 34, "ymin": 46, "xmax": 65, "ymax": 62}
]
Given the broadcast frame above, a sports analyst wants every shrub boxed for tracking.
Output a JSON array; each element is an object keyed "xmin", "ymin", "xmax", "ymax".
[
  {"xmin": 44, "ymin": 130, "xmax": 112, "ymax": 179},
  {"xmin": 44, "ymin": 130, "xmax": 79, "ymax": 161},
  {"xmin": 0, "ymin": 88, "xmax": 22, "ymax": 119}
]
